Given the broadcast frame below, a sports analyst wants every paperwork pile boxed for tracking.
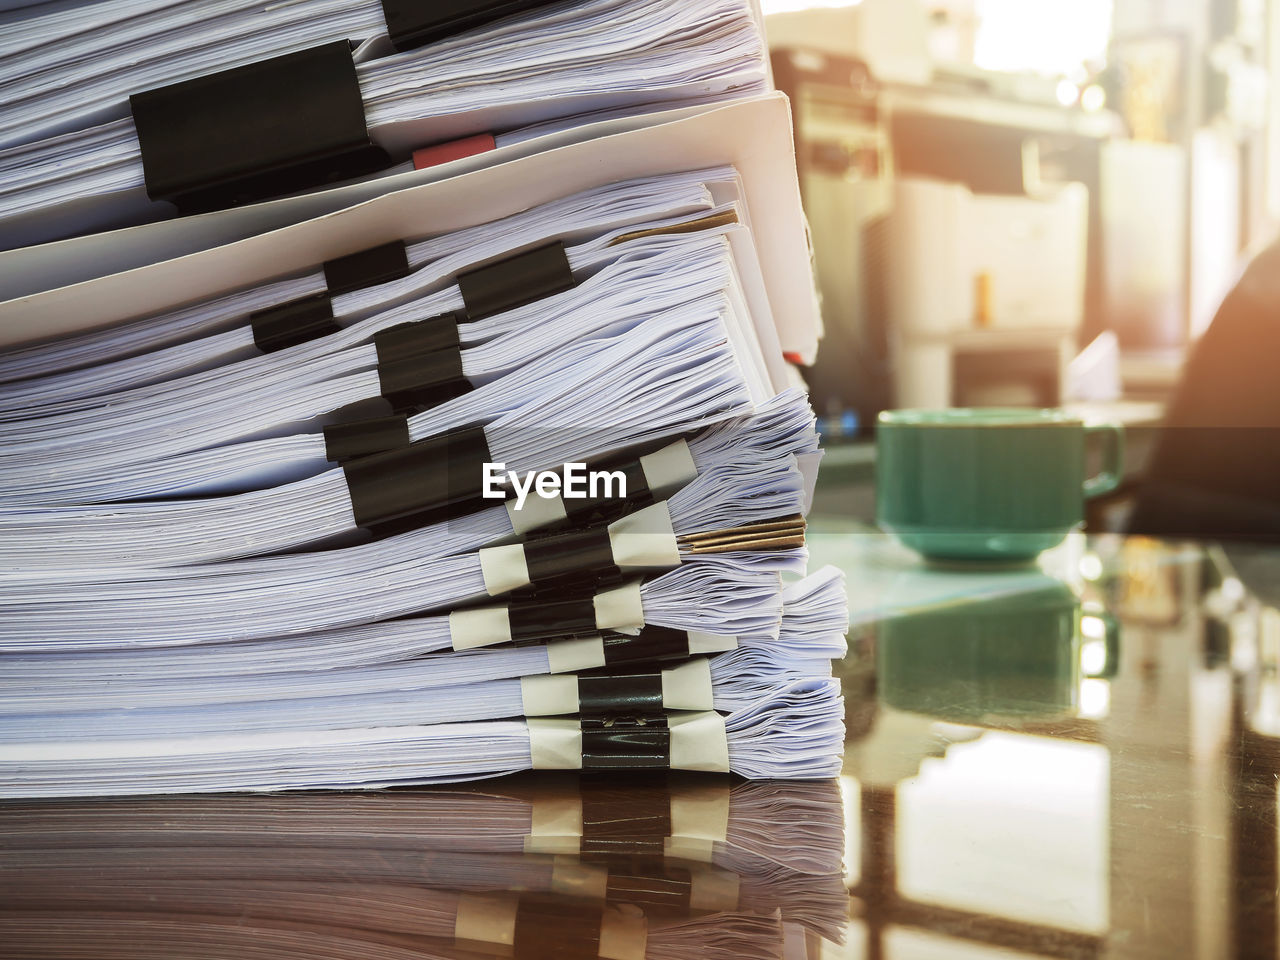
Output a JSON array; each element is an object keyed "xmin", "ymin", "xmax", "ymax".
[{"xmin": 0, "ymin": 2, "xmax": 847, "ymax": 798}]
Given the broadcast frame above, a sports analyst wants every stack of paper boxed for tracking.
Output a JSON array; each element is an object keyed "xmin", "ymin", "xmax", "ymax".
[
  {"xmin": 0, "ymin": 0, "xmax": 771, "ymax": 247},
  {"xmin": 0, "ymin": 170, "xmax": 734, "ymax": 408},
  {"xmin": 0, "ymin": 16, "xmax": 848, "ymax": 797},
  {"xmin": 0, "ymin": 776, "xmax": 850, "ymax": 957}
]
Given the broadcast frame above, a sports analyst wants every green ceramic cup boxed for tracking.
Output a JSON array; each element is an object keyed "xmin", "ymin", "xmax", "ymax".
[{"xmin": 876, "ymin": 409, "xmax": 1124, "ymax": 562}]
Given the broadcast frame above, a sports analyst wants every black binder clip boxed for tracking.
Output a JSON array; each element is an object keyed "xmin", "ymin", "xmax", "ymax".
[
  {"xmin": 341, "ymin": 425, "xmax": 493, "ymax": 529},
  {"xmin": 457, "ymin": 241, "xmax": 574, "ymax": 320},
  {"xmin": 323, "ymin": 241, "xmax": 411, "ymax": 297},
  {"xmin": 600, "ymin": 626, "xmax": 694, "ymax": 667},
  {"xmin": 521, "ymin": 525, "xmax": 618, "ymax": 589},
  {"xmin": 507, "ymin": 587, "xmax": 606, "ymax": 642},
  {"xmin": 323, "ymin": 414, "xmax": 412, "ymax": 464},
  {"xmin": 577, "ymin": 671, "xmax": 666, "ymax": 715},
  {"xmin": 132, "ymin": 41, "xmax": 390, "ymax": 214},
  {"xmin": 581, "ymin": 715, "xmax": 672, "ymax": 770},
  {"xmin": 508, "ymin": 540, "xmax": 630, "ymax": 600},
  {"xmin": 373, "ymin": 316, "xmax": 471, "ymax": 412},
  {"xmin": 250, "ymin": 294, "xmax": 341, "ymax": 354}
]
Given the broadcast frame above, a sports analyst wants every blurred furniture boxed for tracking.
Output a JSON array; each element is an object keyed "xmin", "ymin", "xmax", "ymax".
[
  {"xmin": 771, "ymin": 47, "xmax": 895, "ymax": 425},
  {"xmin": 885, "ymin": 175, "xmax": 1088, "ymax": 408},
  {"xmin": 1098, "ymin": 139, "xmax": 1189, "ymax": 351}
]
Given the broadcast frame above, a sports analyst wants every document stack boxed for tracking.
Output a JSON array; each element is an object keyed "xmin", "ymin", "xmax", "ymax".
[
  {"xmin": 0, "ymin": 0, "xmax": 848, "ymax": 797},
  {"xmin": 0, "ymin": 777, "xmax": 850, "ymax": 958},
  {"xmin": 0, "ymin": 0, "xmax": 772, "ymax": 247}
]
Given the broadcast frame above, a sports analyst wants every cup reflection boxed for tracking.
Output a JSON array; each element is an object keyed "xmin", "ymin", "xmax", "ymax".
[{"xmin": 876, "ymin": 580, "xmax": 1118, "ymax": 723}]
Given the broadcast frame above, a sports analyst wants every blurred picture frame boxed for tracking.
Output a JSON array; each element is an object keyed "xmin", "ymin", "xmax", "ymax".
[{"xmin": 1107, "ymin": 32, "xmax": 1189, "ymax": 144}]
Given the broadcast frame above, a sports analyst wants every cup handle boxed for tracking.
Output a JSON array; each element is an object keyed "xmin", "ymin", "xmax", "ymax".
[{"xmin": 1083, "ymin": 423, "xmax": 1125, "ymax": 500}]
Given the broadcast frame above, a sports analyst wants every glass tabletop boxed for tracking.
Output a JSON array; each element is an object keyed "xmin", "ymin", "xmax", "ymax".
[
  {"xmin": 815, "ymin": 527, "xmax": 1280, "ymax": 960},
  {"xmin": 3, "ymin": 531, "xmax": 1278, "ymax": 960}
]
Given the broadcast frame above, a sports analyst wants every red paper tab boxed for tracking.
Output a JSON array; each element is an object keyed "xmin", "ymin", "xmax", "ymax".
[{"xmin": 413, "ymin": 134, "xmax": 498, "ymax": 170}]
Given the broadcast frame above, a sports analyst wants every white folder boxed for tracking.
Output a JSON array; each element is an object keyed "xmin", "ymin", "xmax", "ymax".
[{"xmin": 0, "ymin": 94, "xmax": 820, "ymax": 364}]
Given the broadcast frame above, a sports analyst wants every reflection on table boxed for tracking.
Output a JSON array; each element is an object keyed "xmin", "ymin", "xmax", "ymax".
[
  {"xmin": 0, "ymin": 774, "xmax": 848, "ymax": 960},
  {"xmin": 813, "ymin": 528, "xmax": 1280, "ymax": 960}
]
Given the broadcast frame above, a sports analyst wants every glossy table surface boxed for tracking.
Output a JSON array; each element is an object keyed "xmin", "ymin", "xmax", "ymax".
[
  {"xmin": 4, "ymin": 530, "xmax": 1279, "ymax": 960},
  {"xmin": 815, "ymin": 527, "xmax": 1280, "ymax": 960}
]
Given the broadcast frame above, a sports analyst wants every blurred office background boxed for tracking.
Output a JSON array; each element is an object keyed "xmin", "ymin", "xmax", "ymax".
[
  {"xmin": 764, "ymin": 0, "xmax": 1273, "ymax": 417},
  {"xmin": 763, "ymin": 0, "xmax": 1278, "ymax": 530}
]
